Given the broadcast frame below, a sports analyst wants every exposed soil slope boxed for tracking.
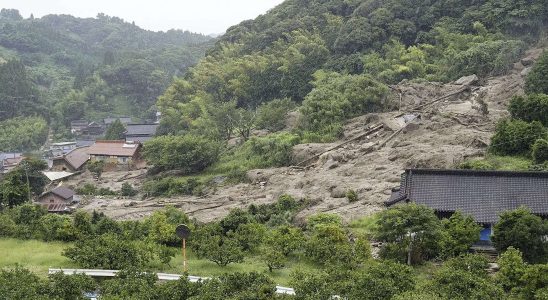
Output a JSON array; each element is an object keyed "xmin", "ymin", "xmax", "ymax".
[{"xmin": 78, "ymin": 48, "xmax": 543, "ymax": 223}]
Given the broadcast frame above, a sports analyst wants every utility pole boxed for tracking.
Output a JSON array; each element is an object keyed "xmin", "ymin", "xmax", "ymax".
[{"xmin": 23, "ymin": 160, "xmax": 31, "ymax": 202}]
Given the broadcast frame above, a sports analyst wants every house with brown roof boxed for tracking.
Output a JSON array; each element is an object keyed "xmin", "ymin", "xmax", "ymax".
[
  {"xmin": 88, "ymin": 140, "xmax": 142, "ymax": 171},
  {"xmin": 36, "ymin": 186, "xmax": 79, "ymax": 213},
  {"xmin": 51, "ymin": 146, "xmax": 90, "ymax": 172},
  {"xmin": 0, "ymin": 152, "xmax": 24, "ymax": 174}
]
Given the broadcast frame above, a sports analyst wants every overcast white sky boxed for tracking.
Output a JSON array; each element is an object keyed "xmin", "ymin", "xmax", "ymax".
[{"xmin": 0, "ymin": 0, "xmax": 285, "ymax": 34}]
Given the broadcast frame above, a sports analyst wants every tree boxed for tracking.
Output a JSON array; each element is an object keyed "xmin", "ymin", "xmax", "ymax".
[
  {"xmin": 198, "ymin": 272, "xmax": 277, "ymax": 299},
  {"xmin": 509, "ymin": 94, "xmax": 548, "ymax": 126},
  {"xmin": 0, "ymin": 60, "xmax": 44, "ymax": 121},
  {"xmin": 143, "ymin": 135, "xmax": 220, "ymax": 173},
  {"xmin": 518, "ymin": 264, "xmax": 548, "ymax": 300},
  {"xmin": 375, "ymin": 203, "xmax": 442, "ymax": 264},
  {"xmin": 348, "ymin": 261, "xmax": 416, "ymax": 300},
  {"xmin": 495, "ymin": 247, "xmax": 527, "ymax": 293},
  {"xmin": 492, "ymin": 207, "xmax": 548, "ymax": 263},
  {"xmin": 87, "ymin": 160, "xmax": 105, "ymax": 178},
  {"xmin": 525, "ymin": 51, "xmax": 548, "ymax": 94},
  {"xmin": 439, "ymin": 211, "xmax": 481, "ymax": 258},
  {"xmin": 255, "ymin": 98, "xmax": 295, "ymax": 132},
  {"xmin": 0, "ymin": 158, "xmax": 47, "ymax": 208},
  {"xmin": 121, "ymin": 182, "xmax": 138, "ymax": 196},
  {"xmin": 63, "ymin": 234, "xmax": 157, "ymax": 269},
  {"xmin": 0, "ymin": 266, "xmax": 45, "ymax": 299},
  {"xmin": 264, "ymin": 225, "xmax": 304, "ymax": 256},
  {"xmin": 532, "ymin": 138, "xmax": 548, "ymax": 163},
  {"xmin": 489, "ymin": 119, "xmax": 546, "ymax": 156},
  {"xmin": 104, "ymin": 119, "xmax": 126, "ymax": 140},
  {"xmin": 191, "ymin": 223, "xmax": 244, "ymax": 267},
  {"xmin": 430, "ymin": 255, "xmax": 504, "ymax": 300},
  {"xmin": 305, "ymin": 224, "xmax": 353, "ymax": 266},
  {"xmin": 261, "ymin": 246, "xmax": 285, "ymax": 272}
]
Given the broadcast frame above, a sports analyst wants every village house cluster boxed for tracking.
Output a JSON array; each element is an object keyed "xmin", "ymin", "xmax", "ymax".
[{"xmin": 0, "ymin": 117, "xmax": 158, "ymax": 214}]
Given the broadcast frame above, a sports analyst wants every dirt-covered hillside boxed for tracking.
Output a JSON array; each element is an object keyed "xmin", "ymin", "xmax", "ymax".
[{"xmin": 75, "ymin": 48, "xmax": 544, "ymax": 222}]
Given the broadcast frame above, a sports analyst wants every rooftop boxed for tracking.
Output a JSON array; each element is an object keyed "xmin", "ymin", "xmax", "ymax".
[
  {"xmin": 88, "ymin": 140, "xmax": 140, "ymax": 157},
  {"xmin": 41, "ymin": 186, "xmax": 75, "ymax": 200},
  {"xmin": 386, "ymin": 169, "xmax": 548, "ymax": 223},
  {"xmin": 53, "ymin": 146, "xmax": 90, "ymax": 170},
  {"xmin": 125, "ymin": 124, "xmax": 159, "ymax": 136}
]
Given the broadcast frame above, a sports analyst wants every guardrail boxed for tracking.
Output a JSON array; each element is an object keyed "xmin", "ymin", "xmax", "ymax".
[{"xmin": 49, "ymin": 269, "xmax": 295, "ymax": 295}]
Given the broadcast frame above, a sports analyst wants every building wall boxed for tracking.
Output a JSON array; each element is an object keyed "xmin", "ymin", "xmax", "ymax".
[
  {"xmin": 51, "ymin": 159, "xmax": 76, "ymax": 172},
  {"xmin": 37, "ymin": 193, "xmax": 70, "ymax": 205}
]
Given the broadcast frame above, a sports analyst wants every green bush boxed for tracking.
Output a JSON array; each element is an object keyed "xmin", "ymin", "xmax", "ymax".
[
  {"xmin": 525, "ymin": 51, "xmax": 548, "ymax": 94},
  {"xmin": 143, "ymin": 135, "xmax": 221, "ymax": 173},
  {"xmin": 120, "ymin": 182, "xmax": 138, "ymax": 197},
  {"xmin": 457, "ymin": 159, "xmax": 494, "ymax": 170},
  {"xmin": 532, "ymin": 138, "xmax": 548, "ymax": 163},
  {"xmin": 247, "ymin": 132, "xmax": 301, "ymax": 167},
  {"xmin": 508, "ymin": 94, "xmax": 548, "ymax": 126},
  {"xmin": 492, "ymin": 207, "xmax": 548, "ymax": 263},
  {"xmin": 300, "ymin": 71, "xmax": 389, "ymax": 134},
  {"xmin": 142, "ymin": 176, "xmax": 204, "ymax": 197},
  {"xmin": 255, "ymin": 98, "xmax": 296, "ymax": 132},
  {"xmin": 346, "ymin": 189, "xmax": 358, "ymax": 202},
  {"xmin": 489, "ymin": 119, "xmax": 546, "ymax": 156},
  {"xmin": 76, "ymin": 183, "xmax": 97, "ymax": 196}
]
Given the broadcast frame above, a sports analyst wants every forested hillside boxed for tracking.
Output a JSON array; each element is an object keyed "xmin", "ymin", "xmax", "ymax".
[
  {"xmin": 0, "ymin": 8, "xmax": 212, "ymax": 147},
  {"xmin": 151, "ymin": 0, "xmax": 547, "ymax": 190}
]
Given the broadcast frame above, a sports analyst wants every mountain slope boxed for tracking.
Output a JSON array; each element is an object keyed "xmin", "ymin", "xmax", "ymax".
[{"xmin": 0, "ymin": 9, "xmax": 213, "ymax": 141}]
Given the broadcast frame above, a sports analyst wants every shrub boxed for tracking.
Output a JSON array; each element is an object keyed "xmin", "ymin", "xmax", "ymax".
[
  {"xmin": 255, "ymin": 98, "xmax": 296, "ymax": 132},
  {"xmin": 525, "ymin": 51, "xmax": 548, "ymax": 94},
  {"xmin": 76, "ymin": 183, "xmax": 97, "ymax": 195},
  {"xmin": 301, "ymin": 71, "xmax": 389, "ymax": 134},
  {"xmin": 143, "ymin": 135, "xmax": 221, "ymax": 173},
  {"xmin": 532, "ymin": 138, "xmax": 548, "ymax": 163},
  {"xmin": 375, "ymin": 203, "xmax": 442, "ymax": 264},
  {"xmin": 457, "ymin": 159, "xmax": 494, "ymax": 170},
  {"xmin": 489, "ymin": 119, "xmax": 546, "ymax": 156},
  {"xmin": 439, "ymin": 211, "xmax": 481, "ymax": 259},
  {"xmin": 346, "ymin": 189, "xmax": 358, "ymax": 202},
  {"xmin": 87, "ymin": 160, "xmax": 104, "ymax": 178},
  {"xmin": 492, "ymin": 207, "xmax": 548, "ymax": 263},
  {"xmin": 509, "ymin": 94, "xmax": 548, "ymax": 126},
  {"xmin": 120, "ymin": 182, "xmax": 138, "ymax": 197},
  {"xmin": 142, "ymin": 176, "xmax": 204, "ymax": 197},
  {"xmin": 247, "ymin": 132, "xmax": 301, "ymax": 167},
  {"xmin": 63, "ymin": 234, "xmax": 157, "ymax": 269}
]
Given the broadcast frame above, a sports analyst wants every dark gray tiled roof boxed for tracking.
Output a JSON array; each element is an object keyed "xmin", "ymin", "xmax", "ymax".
[
  {"xmin": 51, "ymin": 186, "xmax": 75, "ymax": 200},
  {"xmin": 125, "ymin": 124, "xmax": 158, "ymax": 136},
  {"xmin": 386, "ymin": 169, "xmax": 548, "ymax": 223}
]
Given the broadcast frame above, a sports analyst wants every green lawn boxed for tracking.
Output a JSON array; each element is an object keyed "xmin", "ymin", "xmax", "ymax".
[
  {"xmin": 0, "ymin": 238, "xmax": 316, "ymax": 285},
  {"xmin": 0, "ymin": 238, "xmax": 76, "ymax": 276}
]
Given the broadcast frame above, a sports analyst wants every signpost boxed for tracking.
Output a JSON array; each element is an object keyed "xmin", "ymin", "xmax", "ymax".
[{"xmin": 175, "ymin": 224, "xmax": 191, "ymax": 272}]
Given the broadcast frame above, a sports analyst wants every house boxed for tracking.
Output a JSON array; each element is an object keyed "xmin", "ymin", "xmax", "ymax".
[
  {"xmin": 51, "ymin": 146, "xmax": 90, "ymax": 172},
  {"xmin": 84, "ymin": 121, "xmax": 104, "ymax": 136},
  {"xmin": 48, "ymin": 142, "xmax": 77, "ymax": 157},
  {"xmin": 36, "ymin": 186, "xmax": 79, "ymax": 213},
  {"xmin": 0, "ymin": 152, "xmax": 24, "ymax": 174},
  {"xmin": 104, "ymin": 116, "xmax": 132, "ymax": 126},
  {"xmin": 71, "ymin": 120, "xmax": 89, "ymax": 135},
  {"xmin": 125, "ymin": 124, "xmax": 159, "ymax": 143},
  {"xmin": 386, "ymin": 169, "xmax": 548, "ymax": 242},
  {"xmin": 88, "ymin": 140, "xmax": 141, "ymax": 170}
]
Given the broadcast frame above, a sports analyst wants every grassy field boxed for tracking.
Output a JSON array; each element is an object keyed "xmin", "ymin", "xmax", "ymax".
[
  {"xmin": 0, "ymin": 238, "xmax": 316, "ymax": 285},
  {"xmin": 0, "ymin": 238, "xmax": 76, "ymax": 276}
]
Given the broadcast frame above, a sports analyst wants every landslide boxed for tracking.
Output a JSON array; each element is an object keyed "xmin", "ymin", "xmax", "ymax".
[{"xmin": 79, "ymin": 48, "xmax": 544, "ymax": 222}]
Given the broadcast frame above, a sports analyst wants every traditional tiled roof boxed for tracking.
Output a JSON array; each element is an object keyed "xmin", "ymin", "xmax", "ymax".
[
  {"xmin": 125, "ymin": 124, "xmax": 158, "ymax": 136},
  {"xmin": 42, "ymin": 203, "xmax": 70, "ymax": 213},
  {"xmin": 52, "ymin": 186, "xmax": 75, "ymax": 200},
  {"xmin": 386, "ymin": 169, "xmax": 548, "ymax": 223},
  {"xmin": 88, "ymin": 140, "xmax": 139, "ymax": 157},
  {"xmin": 53, "ymin": 146, "xmax": 89, "ymax": 170}
]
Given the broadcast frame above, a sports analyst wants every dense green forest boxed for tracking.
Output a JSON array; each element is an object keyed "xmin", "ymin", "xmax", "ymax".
[
  {"xmin": 145, "ymin": 0, "xmax": 547, "ymax": 194},
  {"xmin": 0, "ymin": 8, "xmax": 212, "ymax": 147}
]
